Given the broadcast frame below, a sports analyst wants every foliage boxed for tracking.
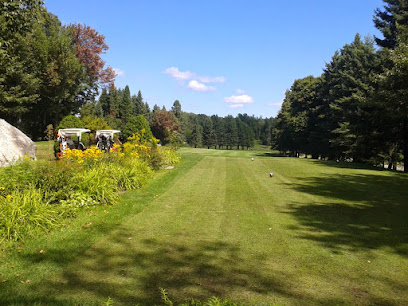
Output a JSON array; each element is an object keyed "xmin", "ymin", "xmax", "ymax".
[
  {"xmin": 0, "ymin": 130, "xmax": 180, "ymax": 243},
  {"xmin": 69, "ymin": 23, "xmax": 115, "ymax": 90},
  {"xmin": 81, "ymin": 115, "xmax": 111, "ymax": 134},
  {"xmin": 374, "ymin": 0, "xmax": 408, "ymax": 49},
  {"xmin": 0, "ymin": 186, "xmax": 59, "ymax": 242},
  {"xmin": 150, "ymin": 109, "xmax": 181, "ymax": 145},
  {"xmin": 122, "ymin": 115, "xmax": 153, "ymax": 141},
  {"xmin": 56, "ymin": 114, "xmax": 83, "ymax": 130}
]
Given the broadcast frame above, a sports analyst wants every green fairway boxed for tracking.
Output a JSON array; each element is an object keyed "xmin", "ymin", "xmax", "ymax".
[{"xmin": 1, "ymin": 148, "xmax": 407, "ymax": 305}]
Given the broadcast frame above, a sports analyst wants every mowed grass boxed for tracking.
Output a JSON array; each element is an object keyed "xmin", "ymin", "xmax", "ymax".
[
  {"xmin": 1, "ymin": 147, "xmax": 407, "ymax": 305},
  {"xmin": 35, "ymin": 140, "xmax": 56, "ymax": 161}
]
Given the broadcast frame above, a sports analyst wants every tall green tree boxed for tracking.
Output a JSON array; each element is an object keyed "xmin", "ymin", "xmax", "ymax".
[
  {"xmin": 324, "ymin": 34, "xmax": 382, "ymax": 161},
  {"xmin": 132, "ymin": 90, "xmax": 145, "ymax": 116},
  {"xmin": 171, "ymin": 100, "xmax": 182, "ymax": 119},
  {"xmin": 190, "ymin": 118, "xmax": 203, "ymax": 148},
  {"xmin": 118, "ymin": 85, "xmax": 132, "ymax": 122},
  {"xmin": 374, "ymin": 0, "xmax": 408, "ymax": 49},
  {"xmin": 202, "ymin": 116, "xmax": 215, "ymax": 149},
  {"xmin": 224, "ymin": 115, "xmax": 238, "ymax": 149}
]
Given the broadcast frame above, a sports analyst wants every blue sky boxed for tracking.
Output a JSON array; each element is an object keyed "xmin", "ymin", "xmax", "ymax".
[{"xmin": 45, "ymin": 0, "xmax": 384, "ymax": 118}]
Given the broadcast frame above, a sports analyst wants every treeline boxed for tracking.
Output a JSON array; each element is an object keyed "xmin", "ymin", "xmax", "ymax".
[
  {"xmin": 84, "ymin": 87, "xmax": 274, "ymax": 149},
  {"xmin": 0, "ymin": 0, "xmax": 274, "ymax": 148},
  {"xmin": 273, "ymin": 0, "xmax": 408, "ymax": 172},
  {"xmin": 0, "ymin": 0, "xmax": 114, "ymax": 139}
]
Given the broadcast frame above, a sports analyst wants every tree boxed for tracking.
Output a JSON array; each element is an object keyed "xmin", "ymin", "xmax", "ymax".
[
  {"xmin": 81, "ymin": 115, "xmax": 110, "ymax": 134},
  {"xmin": 0, "ymin": 0, "xmax": 41, "ymax": 129},
  {"xmin": 224, "ymin": 115, "xmax": 238, "ymax": 149},
  {"xmin": 190, "ymin": 118, "xmax": 203, "ymax": 148},
  {"xmin": 375, "ymin": 28, "xmax": 408, "ymax": 171},
  {"xmin": 122, "ymin": 115, "xmax": 153, "ymax": 141},
  {"xmin": 80, "ymin": 103, "xmax": 96, "ymax": 118},
  {"xmin": 374, "ymin": 0, "xmax": 408, "ymax": 49},
  {"xmin": 94, "ymin": 101, "xmax": 103, "ymax": 117},
  {"xmin": 323, "ymin": 34, "xmax": 382, "ymax": 161},
  {"xmin": 69, "ymin": 23, "xmax": 115, "ymax": 93},
  {"xmin": 202, "ymin": 116, "xmax": 215, "ymax": 149},
  {"xmin": 118, "ymin": 85, "xmax": 132, "ymax": 122},
  {"xmin": 57, "ymin": 114, "xmax": 83, "ymax": 129},
  {"xmin": 150, "ymin": 110, "xmax": 180, "ymax": 145},
  {"xmin": 171, "ymin": 100, "xmax": 182, "ymax": 119},
  {"xmin": 132, "ymin": 90, "xmax": 145, "ymax": 116},
  {"xmin": 212, "ymin": 115, "xmax": 225, "ymax": 149}
]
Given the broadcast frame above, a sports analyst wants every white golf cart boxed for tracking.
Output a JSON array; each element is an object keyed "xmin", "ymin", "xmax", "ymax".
[
  {"xmin": 56, "ymin": 128, "xmax": 90, "ymax": 157},
  {"xmin": 95, "ymin": 129, "xmax": 121, "ymax": 152}
]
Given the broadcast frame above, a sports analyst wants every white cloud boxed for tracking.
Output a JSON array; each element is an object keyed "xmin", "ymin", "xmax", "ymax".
[
  {"xmin": 224, "ymin": 95, "xmax": 254, "ymax": 104},
  {"xmin": 228, "ymin": 103, "xmax": 244, "ymax": 108},
  {"xmin": 188, "ymin": 80, "xmax": 216, "ymax": 92},
  {"xmin": 198, "ymin": 76, "xmax": 226, "ymax": 83},
  {"xmin": 164, "ymin": 66, "xmax": 226, "ymax": 85},
  {"xmin": 236, "ymin": 89, "xmax": 246, "ymax": 94},
  {"xmin": 164, "ymin": 67, "xmax": 194, "ymax": 80},
  {"xmin": 113, "ymin": 68, "xmax": 125, "ymax": 77}
]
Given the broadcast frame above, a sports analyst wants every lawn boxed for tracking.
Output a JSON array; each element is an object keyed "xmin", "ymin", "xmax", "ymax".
[{"xmin": 0, "ymin": 147, "xmax": 407, "ymax": 305}]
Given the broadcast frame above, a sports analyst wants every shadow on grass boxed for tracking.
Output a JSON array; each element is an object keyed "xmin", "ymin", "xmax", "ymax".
[
  {"xmin": 255, "ymin": 152, "xmax": 281, "ymax": 158},
  {"xmin": 3, "ymin": 232, "xmax": 352, "ymax": 305},
  {"xmin": 286, "ymin": 173, "xmax": 408, "ymax": 255}
]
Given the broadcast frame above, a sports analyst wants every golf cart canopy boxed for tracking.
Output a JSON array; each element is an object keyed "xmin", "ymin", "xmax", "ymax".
[
  {"xmin": 58, "ymin": 128, "xmax": 90, "ymax": 140},
  {"xmin": 95, "ymin": 130, "xmax": 121, "ymax": 137}
]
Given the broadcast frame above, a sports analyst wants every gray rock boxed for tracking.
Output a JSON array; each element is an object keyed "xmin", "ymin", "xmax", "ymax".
[{"xmin": 0, "ymin": 119, "xmax": 36, "ymax": 166}]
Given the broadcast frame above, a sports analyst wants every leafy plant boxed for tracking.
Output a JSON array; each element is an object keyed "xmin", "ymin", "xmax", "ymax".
[{"xmin": 0, "ymin": 187, "xmax": 59, "ymax": 242}]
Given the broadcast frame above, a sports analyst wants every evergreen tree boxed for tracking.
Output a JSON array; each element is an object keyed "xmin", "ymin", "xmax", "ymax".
[
  {"xmin": 190, "ymin": 118, "xmax": 203, "ymax": 148},
  {"xmin": 212, "ymin": 115, "xmax": 225, "ymax": 149},
  {"xmin": 224, "ymin": 115, "xmax": 238, "ymax": 149},
  {"xmin": 94, "ymin": 101, "xmax": 103, "ymax": 117},
  {"xmin": 374, "ymin": 0, "xmax": 408, "ymax": 49},
  {"xmin": 153, "ymin": 104, "xmax": 160, "ymax": 113},
  {"xmin": 202, "ymin": 116, "xmax": 215, "ymax": 149},
  {"xmin": 324, "ymin": 34, "xmax": 381, "ymax": 161},
  {"xmin": 171, "ymin": 100, "xmax": 182, "ymax": 119},
  {"xmin": 118, "ymin": 85, "xmax": 132, "ymax": 122},
  {"xmin": 98, "ymin": 88, "xmax": 110, "ymax": 116},
  {"xmin": 132, "ymin": 90, "xmax": 145, "ymax": 116}
]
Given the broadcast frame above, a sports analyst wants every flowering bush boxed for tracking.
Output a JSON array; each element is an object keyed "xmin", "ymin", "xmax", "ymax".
[{"xmin": 0, "ymin": 130, "xmax": 181, "ymax": 243}]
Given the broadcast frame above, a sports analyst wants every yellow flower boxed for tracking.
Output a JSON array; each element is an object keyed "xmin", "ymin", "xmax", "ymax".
[
  {"xmin": 0, "ymin": 187, "xmax": 5, "ymax": 190},
  {"xmin": 6, "ymin": 195, "xmax": 12, "ymax": 200}
]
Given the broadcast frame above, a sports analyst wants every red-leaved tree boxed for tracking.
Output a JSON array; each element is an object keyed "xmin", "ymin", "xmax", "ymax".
[{"xmin": 70, "ymin": 23, "xmax": 116, "ymax": 90}]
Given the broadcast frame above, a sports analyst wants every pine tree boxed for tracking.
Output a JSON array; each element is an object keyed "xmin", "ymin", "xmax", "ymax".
[
  {"xmin": 224, "ymin": 115, "xmax": 238, "ymax": 149},
  {"xmin": 374, "ymin": 0, "xmax": 408, "ymax": 49},
  {"xmin": 190, "ymin": 118, "xmax": 203, "ymax": 148},
  {"xmin": 202, "ymin": 116, "xmax": 215, "ymax": 149},
  {"xmin": 171, "ymin": 100, "xmax": 182, "ymax": 119},
  {"xmin": 118, "ymin": 85, "xmax": 132, "ymax": 122}
]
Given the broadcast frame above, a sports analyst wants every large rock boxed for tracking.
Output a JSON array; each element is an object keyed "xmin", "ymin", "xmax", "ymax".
[{"xmin": 0, "ymin": 119, "xmax": 36, "ymax": 166}]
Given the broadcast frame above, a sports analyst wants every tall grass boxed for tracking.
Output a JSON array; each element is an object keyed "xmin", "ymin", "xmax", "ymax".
[{"xmin": 0, "ymin": 187, "xmax": 59, "ymax": 242}]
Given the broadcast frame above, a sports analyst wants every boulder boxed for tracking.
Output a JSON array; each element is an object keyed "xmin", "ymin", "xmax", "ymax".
[{"xmin": 0, "ymin": 119, "xmax": 36, "ymax": 166}]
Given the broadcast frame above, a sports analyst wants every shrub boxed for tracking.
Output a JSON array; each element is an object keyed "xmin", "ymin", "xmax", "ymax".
[
  {"xmin": 0, "ymin": 131, "xmax": 181, "ymax": 243},
  {"xmin": 0, "ymin": 187, "xmax": 60, "ymax": 242}
]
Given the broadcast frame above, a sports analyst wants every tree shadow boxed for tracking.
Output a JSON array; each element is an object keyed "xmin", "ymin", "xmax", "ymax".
[
  {"xmin": 286, "ymin": 173, "xmax": 408, "ymax": 255},
  {"xmin": 255, "ymin": 152, "xmax": 281, "ymax": 158},
  {"xmin": 2, "ymin": 229, "xmax": 349, "ymax": 305}
]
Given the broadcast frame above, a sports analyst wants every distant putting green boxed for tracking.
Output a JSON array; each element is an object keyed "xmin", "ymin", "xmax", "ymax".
[{"xmin": 0, "ymin": 147, "xmax": 407, "ymax": 305}]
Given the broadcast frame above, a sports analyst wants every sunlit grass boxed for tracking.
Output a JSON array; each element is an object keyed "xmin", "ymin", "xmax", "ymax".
[
  {"xmin": 35, "ymin": 140, "xmax": 55, "ymax": 161},
  {"xmin": 0, "ymin": 148, "xmax": 407, "ymax": 305}
]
